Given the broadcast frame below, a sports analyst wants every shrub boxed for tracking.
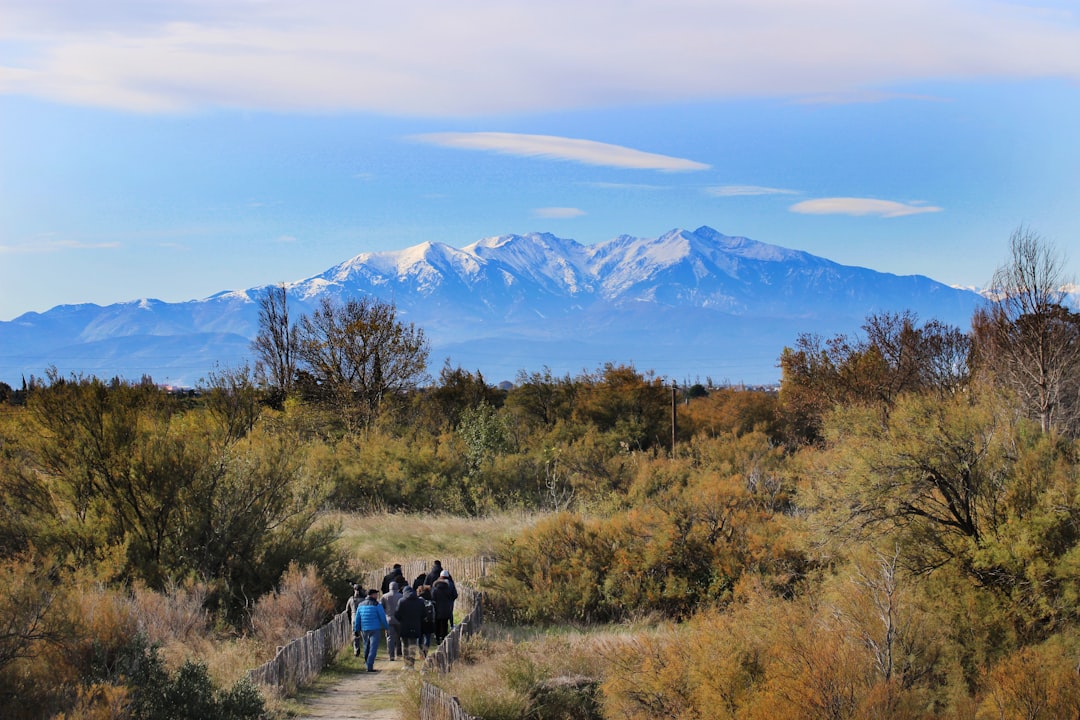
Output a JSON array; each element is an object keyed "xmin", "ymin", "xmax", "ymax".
[{"xmin": 249, "ymin": 562, "xmax": 335, "ymax": 650}]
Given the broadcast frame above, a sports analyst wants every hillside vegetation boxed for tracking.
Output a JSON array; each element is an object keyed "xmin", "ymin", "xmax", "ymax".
[{"xmin": 1, "ymin": 229, "xmax": 1079, "ymax": 719}]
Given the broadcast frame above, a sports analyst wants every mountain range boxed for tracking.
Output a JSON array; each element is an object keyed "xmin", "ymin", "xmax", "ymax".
[{"xmin": 0, "ymin": 226, "xmax": 987, "ymax": 387}]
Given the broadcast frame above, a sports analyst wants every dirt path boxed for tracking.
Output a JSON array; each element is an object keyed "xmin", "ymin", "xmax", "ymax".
[{"xmin": 289, "ymin": 654, "xmax": 413, "ymax": 720}]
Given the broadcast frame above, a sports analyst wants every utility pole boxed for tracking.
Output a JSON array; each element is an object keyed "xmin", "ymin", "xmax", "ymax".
[{"xmin": 671, "ymin": 381, "xmax": 677, "ymax": 453}]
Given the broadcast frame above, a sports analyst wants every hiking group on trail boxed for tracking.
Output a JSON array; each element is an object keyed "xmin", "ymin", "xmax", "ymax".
[{"xmin": 348, "ymin": 560, "xmax": 458, "ymax": 672}]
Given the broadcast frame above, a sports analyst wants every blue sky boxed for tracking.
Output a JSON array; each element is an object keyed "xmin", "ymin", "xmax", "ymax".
[{"xmin": 2, "ymin": 0, "xmax": 1079, "ymax": 321}]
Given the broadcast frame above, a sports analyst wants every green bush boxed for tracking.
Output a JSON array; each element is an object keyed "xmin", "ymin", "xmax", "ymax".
[{"xmin": 90, "ymin": 634, "xmax": 265, "ymax": 720}]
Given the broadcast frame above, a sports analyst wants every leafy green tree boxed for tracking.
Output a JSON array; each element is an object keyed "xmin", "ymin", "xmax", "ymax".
[
  {"xmin": 0, "ymin": 407, "xmax": 55, "ymax": 557},
  {"xmin": 24, "ymin": 374, "xmax": 194, "ymax": 576},
  {"xmin": 458, "ymin": 400, "xmax": 512, "ymax": 477},
  {"xmin": 420, "ymin": 362, "xmax": 505, "ymax": 433},
  {"xmin": 504, "ymin": 366, "xmax": 578, "ymax": 430},
  {"xmin": 19, "ymin": 375, "xmax": 339, "ymax": 613},
  {"xmin": 806, "ymin": 391, "xmax": 1014, "ymax": 575},
  {"xmin": 201, "ymin": 365, "xmax": 263, "ymax": 443},
  {"xmin": 965, "ymin": 431, "xmax": 1080, "ymax": 641},
  {"xmin": 572, "ymin": 363, "xmax": 670, "ymax": 452},
  {"xmin": 180, "ymin": 429, "xmax": 340, "ymax": 613}
]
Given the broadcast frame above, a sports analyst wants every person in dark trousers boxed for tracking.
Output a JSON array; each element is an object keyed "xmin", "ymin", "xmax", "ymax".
[
  {"xmin": 380, "ymin": 581, "xmax": 403, "ymax": 661},
  {"xmin": 418, "ymin": 584, "xmax": 435, "ymax": 655},
  {"xmin": 431, "ymin": 570, "xmax": 458, "ymax": 645},
  {"xmin": 354, "ymin": 588, "xmax": 389, "ymax": 672},
  {"xmin": 381, "ymin": 563, "xmax": 403, "ymax": 594},
  {"xmin": 394, "ymin": 585, "xmax": 426, "ymax": 664},
  {"xmin": 424, "ymin": 560, "xmax": 444, "ymax": 586},
  {"xmin": 345, "ymin": 584, "xmax": 364, "ymax": 657}
]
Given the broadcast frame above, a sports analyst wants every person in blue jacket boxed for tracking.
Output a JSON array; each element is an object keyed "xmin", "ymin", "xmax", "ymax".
[{"xmin": 353, "ymin": 588, "xmax": 389, "ymax": 672}]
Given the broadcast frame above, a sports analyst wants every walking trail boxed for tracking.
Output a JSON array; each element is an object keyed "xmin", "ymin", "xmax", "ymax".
[{"xmin": 288, "ymin": 654, "xmax": 412, "ymax": 720}]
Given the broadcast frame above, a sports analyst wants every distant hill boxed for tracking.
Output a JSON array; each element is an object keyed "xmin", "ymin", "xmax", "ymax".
[{"xmin": 0, "ymin": 226, "xmax": 986, "ymax": 386}]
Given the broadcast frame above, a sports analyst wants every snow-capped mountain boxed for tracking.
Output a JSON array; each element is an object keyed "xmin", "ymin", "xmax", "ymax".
[{"xmin": 0, "ymin": 226, "xmax": 986, "ymax": 386}]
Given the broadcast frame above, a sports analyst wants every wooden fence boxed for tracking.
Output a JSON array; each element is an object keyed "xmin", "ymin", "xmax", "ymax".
[
  {"xmin": 422, "ymin": 585, "xmax": 482, "ymax": 674},
  {"xmin": 360, "ymin": 556, "xmax": 496, "ymax": 590},
  {"xmin": 246, "ymin": 608, "xmax": 352, "ymax": 694},
  {"xmin": 247, "ymin": 557, "xmax": 494, "ymax": 695},
  {"xmin": 420, "ymin": 682, "xmax": 481, "ymax": 720}
]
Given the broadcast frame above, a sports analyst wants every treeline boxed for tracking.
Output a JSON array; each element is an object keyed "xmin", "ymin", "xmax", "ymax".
[
  {"xmin": 0, "ymin": 338, "xmax": 778, "ymax": 717},
  {"xmin": 1, "ymin": 227, "xmax": 1078, "ymax": 718}
]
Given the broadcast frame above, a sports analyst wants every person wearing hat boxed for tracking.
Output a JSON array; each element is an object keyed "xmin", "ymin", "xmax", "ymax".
[
  {"xmin": 394, "ymin": 585, "xmax": 426, "ymax": 664},
  {"xmin": 424, "ymin": 560, "xmax": 444, "ymax": 586},
  {"xmin": 381, "ymin": 563, "xmax": 404, "ymax": 594},
  {"xmin": 431, "ymin": 569, "xmax": 458, "ymax": 645},
  {"xmin": 380, "ymin": 581, "xmax": 403, "ymax": 661},
  {"xmin": 354, "ymin": 588, "xmax": 389, "ymax": 672},
  {"xmin": 346, "ymin": 583, "xmax": 365, "ymax": 657}
]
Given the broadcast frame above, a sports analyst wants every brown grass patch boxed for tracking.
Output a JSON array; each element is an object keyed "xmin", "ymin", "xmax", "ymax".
[{"xmin": 324, "ymin": 510, "xmax": 543, "ymax": 563}]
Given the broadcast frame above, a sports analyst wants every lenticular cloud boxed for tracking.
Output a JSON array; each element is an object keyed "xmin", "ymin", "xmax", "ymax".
[{"xmin": 412, "ymin": 132, "xmax": 710, "ymax": 172}]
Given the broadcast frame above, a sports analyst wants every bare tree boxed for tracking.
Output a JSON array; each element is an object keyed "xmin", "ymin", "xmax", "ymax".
[
  {"xmin": 297, "ymin": 296, "xmax": 429, "ymax": 429},
  {"xmin": 975, "ymin": 227, "xmax": 1080, "ymax": 434},
  {"xmin": 252, "ymin": 283, "xmax": 298, "ymax": 400}
]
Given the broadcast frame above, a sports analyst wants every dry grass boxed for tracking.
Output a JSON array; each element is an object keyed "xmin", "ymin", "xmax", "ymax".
[
  {"xmin": 250, "ymin": 562, "xmax": 336, "ymax": 651},
  {"xmin": 415, "ymin": 621, "xmax": 649, "ymax": 720},
  {"xmin": 324, "ymin": 510, "xmax": 544, "ymax": 564}
]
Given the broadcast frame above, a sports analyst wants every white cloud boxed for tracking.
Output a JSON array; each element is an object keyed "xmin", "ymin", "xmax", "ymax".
[
  {"xmin": 707, "ymin": 185, "xmax": 800, "ymax": 197},
  {"xmin": 789, "ymin": 197, "xmax": 943, "ymax": 218},
  {"xmin": 583, "ymin": 181, "xmax": 667, "ymax": 191},
  {"xmin": 3, "ymin": 1, "xmax": 1079, "ymax": 115},
  {"xmin": 532, "ymin": 207, "xmax": 586, "ymax": 219},
  {"xmin": 413, "ymin": 132, "xmax": 709, "ymax": 172}
]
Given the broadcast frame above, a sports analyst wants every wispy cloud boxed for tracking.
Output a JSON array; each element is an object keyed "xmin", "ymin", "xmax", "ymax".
[
  {"xmin": 7, "ymin": 2, "xmax": 1076, "ymax": 115},
  {"xmin": 532, "ymin": 207, "xmax": 586, "ymax": 219},
  {"xmin": 413, "ymin": 133, "xmax": 709, "ymax": 172},
  {"xmin": 790, "ymin": 197, "xmax": 943, "ymax": 218},
  {"xmin": 0, "ymin": 239, "xmax": 121, "ymax": 254},
  {"xmin": 707, "ymin": 185, "xmax": 800, "ymax": 197},
  {"xmin": 583, "ymin": 181, "xmax": 667, "ymax": 191},
  {"xmin": 794, "ymin": 90, "xmax": 953, "ymax": 106}
]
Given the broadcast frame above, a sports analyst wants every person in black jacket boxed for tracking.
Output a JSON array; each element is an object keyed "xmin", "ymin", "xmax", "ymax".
[
  {"xmin": 431, "ymin": 570, "xmax": 458, "ymax": 644},
  {"xmin": 345, "ymin": 584, "xmax": 364, "ymax": 657},
  {"xmin": 394, "ymin": 585, "xmax": 426, "ymax": 663},
  {"xmin": 418, "ymin": 584, "xmax": 435, "ymax": 654},
  {"xmin": 424, "ymin": 560, "xmax": 444, "ymax": 586},
  {"xmin": 381, "ymin": 563, "xmax": 404, "ymax": 594}
]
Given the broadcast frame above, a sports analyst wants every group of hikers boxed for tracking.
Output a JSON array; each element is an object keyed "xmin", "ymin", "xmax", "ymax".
[{"xmin": 347, "ymin": 560, "xmax": 459, "ymax": 672}]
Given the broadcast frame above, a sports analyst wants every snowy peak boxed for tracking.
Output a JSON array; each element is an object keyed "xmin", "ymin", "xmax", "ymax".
[
  {"xmin": 307, "ymin": 227, "xmax": 827, "ymax": 302},
  {"xmin": 273, "ymin": 225, "xmax": 969, "ymax": 315},
  {"xmin": 0, "ymin": 225, "xmax": 987, "ymax": 386}
]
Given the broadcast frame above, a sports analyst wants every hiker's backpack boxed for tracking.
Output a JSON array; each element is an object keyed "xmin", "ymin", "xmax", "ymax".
[{"xmin": 423, "ymin": 598, "xmax": 435, "ymax": 625}]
